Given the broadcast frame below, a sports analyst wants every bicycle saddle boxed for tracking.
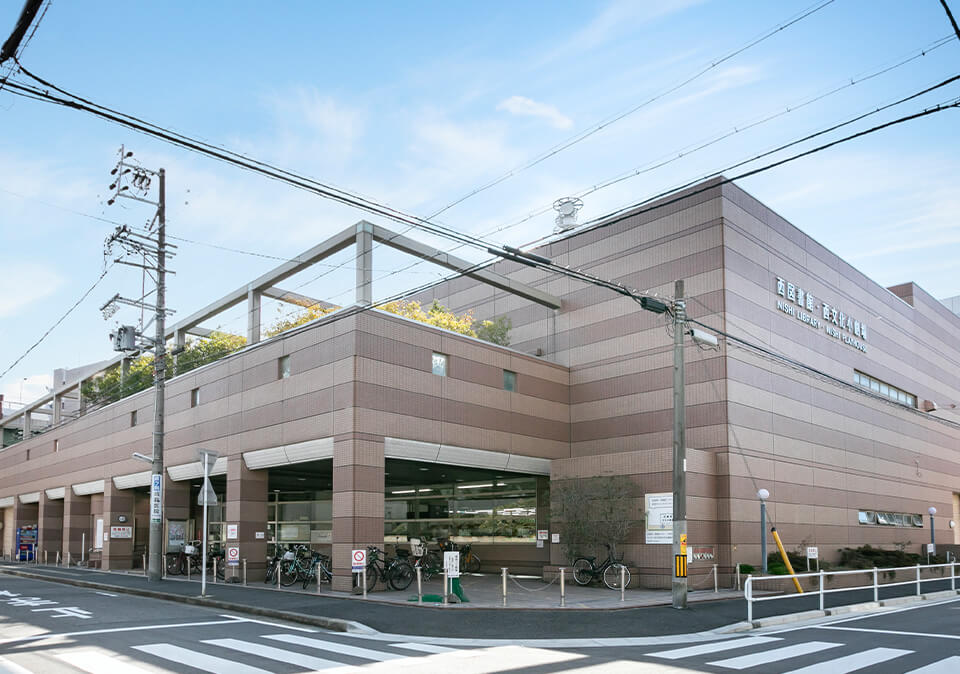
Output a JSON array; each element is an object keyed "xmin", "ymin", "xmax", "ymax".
[{"xmin": 582, "ymin": 556, "xmax": 596, "ymax": 562}]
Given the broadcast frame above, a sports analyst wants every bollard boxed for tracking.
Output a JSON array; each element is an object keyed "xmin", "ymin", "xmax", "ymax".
[
  {"xmin": 501, "ymin": 568, "xmax": 508, "ymax": 606},
  {"xmin": 56, "ymin": 551, "xmax": 61, "ymax": 567},
  {"xmin": 187, "ymin": 559, "xmax": 191, "ymax": 582},
  {"xmin": 736, "ymin": 563, "xmax": 741, "ymax": 591},
  {"xmin": 818, "ymin": 570, "xmax": 824, "ymax": 611},
  {"xmin": 44, "ymin": 550, "xmax": 48, "ymax": 565},
  {"xmin": 277, "ymin": 560, "xmax": 281, "ymax": 590},
  {"xmin": 67, "ymin": 551, "xmax": 71, "ymax": 567},
  {"xmin": 81, "ymin": 534, "xmax": 85, "ymax": 564},
  {"xmin": 143, "ymin": 553, "xmax": 147, "ymax": 577},
  {"xmin": 916, "ymin": 564, "xmax": 921, "ymax": 596},
  {"xmin": 213, "ymin": 558, "xmax": 217, "ymax": 584},
  {"xmin": 620, "ymin": 565, "xmax": 625, "ymax": 602},
  {"xmin": 443, "ymin": 570, "xmax": 448, "ymax": 605},
  {"xmin": 243, "ymin": 559, "xmax": 247, "ymax": 586},
  {"xmin": 873, "ymin": 567, "xmax": 878, "ymax": 602},
  {"xmin": 416, "ymin": 565, "xmax": 422, "ymax": 604},
  {"xmin": 713, "ymin": 564, "xmax": 718, "ymax": 593},
  {"xmin": 362, "ymin": 566, "xmax": 367, "ymax": 599},
  {"xmin": 952, "ymin": 561, "xmax": 956, "ymax": 593},
  {"xmin": 560, "ymin": 568, "xmax": 565, "ymax": 608}
]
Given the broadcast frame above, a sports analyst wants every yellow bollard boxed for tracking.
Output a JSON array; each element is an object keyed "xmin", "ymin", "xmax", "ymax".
[{"xmin": 771, "ymin": 528, "xmax": 803, "ymax": 594}]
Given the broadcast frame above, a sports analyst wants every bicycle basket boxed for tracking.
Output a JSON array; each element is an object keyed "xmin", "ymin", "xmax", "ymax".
[
  {"xmin": 409, "ymin": 538, "xmax": 426, "ymax": 557},
  {"xmin": 183, "ymin": 544, "xmax": 197, "ymax": 555},
  {"xmin": 282, "ymin": 550, "xmax": 296, "ymax": 561}
]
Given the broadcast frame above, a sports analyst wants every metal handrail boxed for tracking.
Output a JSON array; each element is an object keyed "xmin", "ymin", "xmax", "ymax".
[{"xmin": 744, "ymin": 561, "xmax": 957, "ymax": 622}]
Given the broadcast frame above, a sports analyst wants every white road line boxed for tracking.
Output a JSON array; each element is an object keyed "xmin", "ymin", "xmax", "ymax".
[
  {"xmin": 0, "ymin": 619, "xmax": 245, "ymax": 645},
  {"xmin": 94, "ymin": 592, "xmax": 117, "ymax": 597},
  {"xmin": 0, "ymin": 655, "xmax": 33, "ymax": 674},
  {"xmin": 905, "ymin": 655, "xmax": 960, "ymax": 673},
  {"xmin": 815, "ymin": 625, "xmax": 960, "ymax": 640},
  {"xmin": 216, "ymin": 614, "xmax": 317, "ymax": 632},
  {"xmin": 783, "ymin": 647, "xmax": 913, "ymax": 673},
  {"xmin": 53, "ymin": 649, "xmax": 155, "ymax": 673},
  {"xmin": 265, "ymin": 633, "xmax": 404, "ymax": 661},
  {"xmin": 708, "ymin": 641, "xmax": 842, "ymax": 669},
  {"xmin": 647, "ymin": 636, "xmax": 782, "ymax": 659},
  {"xmin": 133, "ymin": 643, "xmax": 273, "ymax": 674},
  {"xmin": 389, "ymin": 642, "xmax": 456, "ymax": 654},
  {"xmin": 204, "ymin": 638, "xmax": 343, "ymax": 669}
]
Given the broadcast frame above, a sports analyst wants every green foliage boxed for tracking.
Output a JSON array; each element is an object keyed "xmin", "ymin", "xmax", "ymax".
[
  {"xmin": 837, "ymin": 544, "xmax": 921, "ymax": 570},
  {"xmin": 737, "ymin": 563, "xmax": 755, "ymax": 574},
  {"xmin": 265, "ymin": 305, "xmax": 336, "ymax": 337},
  {"xmin": 474, "ymin": 317, "xmax": 512, "ymax": 346},
  {"xmin": 81, "ymin": 331, "xmax": 246, "ymax": 406},
  {"xmin": 551, "ymin": 476, "xmax": 635, "ymax": 562}
]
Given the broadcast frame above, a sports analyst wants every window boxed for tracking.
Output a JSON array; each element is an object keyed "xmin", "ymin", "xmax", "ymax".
[
  {"xmin": 860, "ymin": 509, "xmax": 923, "ymax": 527},
  {"xmin": 278, "ymin": 355, "xmax": 291, "ymax": 379},
  {"xmin": 130, "ymin": 410, "xmax": 137, "ymax": 427},
  {"xmin": 190, "ymin": 388, "xmax": 200, "ymax": 408},
  {"xmin": 54, "ymin": 439, "xmax": 59, "ymax": 453},
  {"xmin": 854, "ymin": 371, "xmax": 916, "ymax": 408},
  {"xmin": 858, "ymin": 510, "xmax": 875, "ymax": 525},
  {"xmin": 503, "ymin": 370, "xmax": 517, "ymax": 392},
  {"xmin": 431, "ymin": 353, "xmax": 448, "ymax": 376}
]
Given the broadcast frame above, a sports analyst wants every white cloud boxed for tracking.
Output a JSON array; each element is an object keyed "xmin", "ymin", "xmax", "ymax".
[
  {"xmin": 1, "ymin": 373, "xmax": 53, "ymax": 407},
  {"xmin": 566, "ymin": 0, "xmax": 704, "ymax": 54},
  {"xmin": 0, "ymin": 262, "xmax": 63, "ymax": 317},
  {"xmin": 496, "ymin": 96, "xmax": 573, "ymax": 129}
]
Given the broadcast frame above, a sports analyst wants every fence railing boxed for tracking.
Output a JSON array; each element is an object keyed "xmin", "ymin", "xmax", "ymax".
[{"xmin": 744, "ymin": 562, "xmax": 957, "ymax": 622}]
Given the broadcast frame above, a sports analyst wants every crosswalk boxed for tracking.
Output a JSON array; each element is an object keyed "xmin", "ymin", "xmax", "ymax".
[
  {"xmin": 646, "ymin": 636, "xmax": 955, "ymax": 673},
  {"xmin": 47, "ymin": 633, "xmax": 459, "ymax": 673}
]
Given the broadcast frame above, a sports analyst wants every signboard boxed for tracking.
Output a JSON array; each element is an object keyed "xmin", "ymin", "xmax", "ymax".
[
  {"xmin": 109, "ymin": 526, "xmax": 133, "ymax": 539},
  {"xmin": 197, "ymin": 477, "xmax": 218, "ymax": 506},
  {"xmin": 806, "ymin": 547, "xmax": 819, "ymax": 559},
  {"xmin": 95, "ymin": 518, "xmax": 104, "ymax": 549},
  {"xmin": 536, "ymin": 540, "xmax": 544, "ymax": 548},
  {"xmin": 692, "ymin": 546, "xmax": 715, "ymax": 561},
  {"xmin": 679, "ymin": 533, "xmax": 687, "ymax": 556},
  {"xmin": 150, "ymin": 473, "xmax": 163, "ymax": 523},
  {"xmin": 551, "ymin": 533, "xmax": 560, "ymax": 544},
  {"xmin": 537, "ymin": 530, "xmax": 548, "ymax": 541},
  {"xmin": 255, "ymin": 531, "xmax": 265, "ymax": 540},
  {"xmin": 927, "ymin": 543, "xmax": 936, "ymax": 554},
  {"xmin": 352, "ymin": 549, "xmax": 366, "ymax": 572},
  {"xmin": 443, "ymin": 551, "xmax": 460, "ymax": 578},
  {"xmin": 774, "ymin": 275, "xmax": 867, "ymax": 353},
  {"xmin": 226, "ymin": 524, "xmax": 238, "ymax": 540},
  {"xmin": 226, "ymin": 545, "xmax": 240, "ymax": 567},
  {"xmin": 645, "ymin": 492, "xmax": 673, "ymax": 544}
]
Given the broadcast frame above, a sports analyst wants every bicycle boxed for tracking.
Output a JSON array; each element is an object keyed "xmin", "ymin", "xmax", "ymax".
[
  {"xmin": 408, "ymin": 537, "xmax": 442, "ymax": 581},
  {"xmin": 459, "ymin": 543, "xmax": 481, "ymax": 573},
  {"xmin": 301, "ymin": 551, "xmax": 332, "ymax": 589},
  {"xmin": 165, "ymin": 540, "xmax": 202, "ymax": 576},
  {"xmin": 278, "ymin": 545, "xmax": 311, "ymax": 587},
  {"xmin": 355, "ymin": 546, "xmax": 414, "ymax": 592},
  {"xmin": 572, "ymin": 544, "xmax": 630, "ymax": 590}
]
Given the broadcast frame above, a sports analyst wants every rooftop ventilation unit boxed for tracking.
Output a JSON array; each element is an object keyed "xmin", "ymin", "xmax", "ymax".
[{"xmin": 553, "ymin": 197, "xmax": 583, "ymax": 233}]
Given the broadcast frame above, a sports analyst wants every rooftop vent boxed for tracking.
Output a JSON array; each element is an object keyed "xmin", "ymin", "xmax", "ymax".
[{"xmin": 553, "ymin": 197, "xmax": 583, "ymax": 233}]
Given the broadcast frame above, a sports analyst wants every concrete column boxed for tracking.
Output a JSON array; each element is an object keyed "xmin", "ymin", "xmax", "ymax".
[
  {"xmin": 172, "ymin": 330, "xmax": 186, "ymax": 375},
  {"xmin": 331, "ymin": 436, "xmax": 384, "ymax": 591},
  {"xmin": 226, "ymin": 456, "xmax": 268, "ymax": 581},
  {"xmin": 22, "ymin": 411, "xmax": 32, "ymax": 438},
  {"xmin": 53, "ymin": 395, "xmax": 62, "ymax": 425},
  {"xmin": 356, "ymin": 222, "xmax": 373, "ymax": 306},
  {"xmin": 63, "ymin": 489, "xmax": 90, "ymax": 562},
  {"xmin": 247, "ymin": 287, "xmax": 262, "ymax": 345},
  {"xmin": 38, "ymin": 493, "xmax": 64, "ymax": 559},
  {"xmin": 102, "ymin": 482, "xmax": 134, "ymax": 570}
]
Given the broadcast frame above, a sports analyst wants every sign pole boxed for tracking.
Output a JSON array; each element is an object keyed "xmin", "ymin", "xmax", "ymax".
[{"xmin": 201, "ymin": 452, "xmax": 208, "ymax": 598}]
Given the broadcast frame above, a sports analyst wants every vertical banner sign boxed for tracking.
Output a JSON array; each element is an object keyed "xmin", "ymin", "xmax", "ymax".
[
  {"xmin": 645, "ymin": 492, "xmax": 674, "ymax": 544},
  {"xmin": 150, "ymin": 473, "xmax": 163, "ymax": 524}
]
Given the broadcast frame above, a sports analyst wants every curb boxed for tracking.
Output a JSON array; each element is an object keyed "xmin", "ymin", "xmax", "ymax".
[{"xmin": 0, "ymin": 567, "xmax": 373, "ymax": 634}]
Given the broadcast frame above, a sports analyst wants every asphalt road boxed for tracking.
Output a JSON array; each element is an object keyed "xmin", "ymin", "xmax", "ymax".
[{"xmin": 1, "ymin": 574, "xmax": 958, "ymax": 673}]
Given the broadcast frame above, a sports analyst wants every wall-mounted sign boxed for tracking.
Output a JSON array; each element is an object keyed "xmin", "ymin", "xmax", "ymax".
[
  {"xmin": 551, "ymin": 533, "xmax": 560, "ymax": 544},
  {"xmin": 645, "ymin": 492, "xmax": 673, "ymax": 544},
  {"xmin": 226, "ymin": 524, "xmax": 238, "ymax": 540},
  {"xmin": 226, "ymin": 545, "xmax": 240, "ymax": 567},
  {"xmin": 806, "ymin": 547, "xmax": 818, "ymax": 559},
  {"xmin": 774, "ymin": 276, "xmax": 867, "ymax": 353},
  {"xmin": 537, "ymin": 530, "xmax": 548, "ymax": 541},
  {"xmin": 255, "ymin": 531, "xmax": 265, "ymax": 539},
  {"xmin": 109, "ymin": 526, "xmax": 133, "ymax": 539},
  {"xmin": 692, "ymin": 546, "xmax": 715, "ymax": 561},
  {"xmin": 116, "ymin": 515, "xmax": 127, "ymax": 523}
]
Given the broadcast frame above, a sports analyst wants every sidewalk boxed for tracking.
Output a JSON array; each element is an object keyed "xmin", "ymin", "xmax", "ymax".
[{"xmin": 0, "ymin": 562, "xmax": 749, "ymax": 638}]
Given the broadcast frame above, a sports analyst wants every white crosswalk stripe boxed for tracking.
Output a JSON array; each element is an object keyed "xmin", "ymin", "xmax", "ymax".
[
  {"xmin": 783, "ymin": 647, "xmax": 913, "ymax": 673},
  {"xmin": 647, "ymin": 636, "xmax": 782, "ymax": 660},
  {"xmin": 906, "ymin": 655, "xmax": 960, "ymax": 673},
  {"xmin": 204, "ymin": 638, "xmax": 344, "ymax": 669},
  {"xmin": 53, "ymin": 649, "xmax": 156, "ymax": 674},
  {"xmin": 133, "ymin": 643, "xmax": 273, "ymax": 674},
  {"xmin": 264, "ymin": 633, "xmax": 405, "ymax": 661},
  {"xmin": 389, "ymin": 642, "xmax": 456, "ymax": 654},
  {"xmin": 708, "ymin": 641, "xmax": 842, "ymax": 669}
]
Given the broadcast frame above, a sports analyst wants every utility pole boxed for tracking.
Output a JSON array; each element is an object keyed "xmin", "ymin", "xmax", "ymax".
[
  {"xmin": 672, "ymin": 279, "xmax": 688, "ymax": 609},
  {"xmin": 100, "ymin": 147, "xmax": 174, "ymax": 582}
]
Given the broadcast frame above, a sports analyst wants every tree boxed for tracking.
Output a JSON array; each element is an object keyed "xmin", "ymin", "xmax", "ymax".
[
  {"xmin": 80, "ymin": 331, "xmax": 246, "ymax": 406},
  {"xmin": 551, "ymin": 476, "xmax": 635, "ymax": 562},
  {"xmin": 377, "ymin": 300, "xmax": 476, "ymax": 337},
  {"xmin": 475, "ymin": 316, "xmax": 511, "ymax": 346},
  {"xmin": 265, "ymin": 304, "xmax": 336, "ymax": 338}
]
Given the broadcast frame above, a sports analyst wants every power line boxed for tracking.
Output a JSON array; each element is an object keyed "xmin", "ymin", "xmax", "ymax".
[
  {"xmin": 940, "ymin": 0, "xmax": 960, "ymax": 42},
  {"xmin": 425, "ymin": 0, "xmax": 838, "ymax": 220},
  {"xmin": 0, "ymin": 263, "xmax": 113, "ymax": 383}
]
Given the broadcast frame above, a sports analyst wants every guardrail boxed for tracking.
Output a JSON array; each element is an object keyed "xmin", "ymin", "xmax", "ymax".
[{"xmin": 744, "ymin": 562, "xmax": 957, "ymax": 622}]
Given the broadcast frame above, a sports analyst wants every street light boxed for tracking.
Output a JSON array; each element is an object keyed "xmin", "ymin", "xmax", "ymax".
[
  {"xmin": 928, "ymin": 507, "xmax": 937, "ymax": 559},
  {"xmin": 757, "ymin": 489, "xmax": 770, "ymax": 574}
]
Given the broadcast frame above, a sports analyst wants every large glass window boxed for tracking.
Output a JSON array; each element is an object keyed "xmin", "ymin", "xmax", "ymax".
[
  {"xmin": 853, "ymin": 371, "xmax": 916, "ymax": 408},
  {"xmin": 266, "ymin": 490, "xmax": 332, "ymax": 554},
  {"xmin": 385, "ymin": 476, "xmax": 537, "ymax": 544}
]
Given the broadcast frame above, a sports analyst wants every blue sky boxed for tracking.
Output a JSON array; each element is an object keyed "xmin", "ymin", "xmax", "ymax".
[{"xmin": 1, "ymin": 0, "xmax": 958, "ymax": 405}]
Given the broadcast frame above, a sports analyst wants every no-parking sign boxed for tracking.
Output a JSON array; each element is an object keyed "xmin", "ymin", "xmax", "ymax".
[
  {"xmin": 226, "ymin": 545, "xmax": 240, "ymax": 567},
  {"xmin": 352, "ymin": 549, "xmax": 366, "ymax": 572}
]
